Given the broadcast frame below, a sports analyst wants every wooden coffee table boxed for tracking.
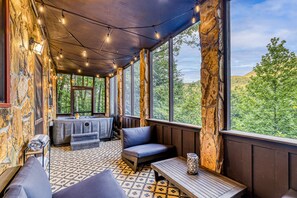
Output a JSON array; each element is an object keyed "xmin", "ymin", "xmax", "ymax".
[{"xmin": 151, "ymin": 157, "xmax": 246, "ymax": 198}]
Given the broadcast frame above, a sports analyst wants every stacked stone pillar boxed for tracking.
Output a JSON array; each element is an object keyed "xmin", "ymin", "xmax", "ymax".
[
  {"xmin": 139, "ymin": 49, "xmax": 150, "ymax": 127},
  {"xmin": 199, "ymin": 0, "xmax": 224, "ymax": 173},
  {"xmin": 117, "ymin": 68, "xmax": 123, "ymax": 127},
  {"xmin": 105, "ymin": 77, "xmax": 110, "ymax": 117}
]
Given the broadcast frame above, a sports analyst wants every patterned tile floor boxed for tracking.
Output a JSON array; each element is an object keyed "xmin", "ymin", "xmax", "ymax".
[{"xmin": 50, "ymin": 140, "xmax": 189, "ymax": 198}]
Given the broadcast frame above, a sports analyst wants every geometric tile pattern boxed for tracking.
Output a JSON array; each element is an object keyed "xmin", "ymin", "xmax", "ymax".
[{"xmin": 50, "ymin": 140, "xmax": 189, "ymax": 198}]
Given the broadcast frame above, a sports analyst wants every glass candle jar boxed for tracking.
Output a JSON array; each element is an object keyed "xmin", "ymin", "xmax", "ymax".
[{"xmin": 187, "ymin": 153, "xmax": 199, "ymax": 175}]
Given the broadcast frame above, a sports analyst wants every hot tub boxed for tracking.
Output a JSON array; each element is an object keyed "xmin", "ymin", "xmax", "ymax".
[{"xmin": 52, "ymin": 117, "xmax": 113, "ymax": 146}]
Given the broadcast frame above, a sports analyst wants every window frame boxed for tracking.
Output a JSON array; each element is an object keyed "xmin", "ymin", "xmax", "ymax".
[
  {"xmin": 0, "ymin": 0, "xmax": 10, "ymax": 108},
  {"xmin": 149, "ymin": 22, "xmax": 203, "ymax": 125},
  {"xmin": 109, "ymin": 76, "xmax": 117, "ymax": 116},
  {"xmin": 93, "ymin": 77, "xmax": 106, "ymax": 114},
  {"xmin": 150, "ymin": 41, "xmax": 170, "ymax": 121},
  {"xmin": 56, "ymin": 73, "xmax": 106, "ymax": 115},
  {"xmin": 123, "ymin": 60, "xmax": 141, "ymax": 117},
  {"xmin": 123, "ymin": 66, "xmax": 132, "ymax": 116}
]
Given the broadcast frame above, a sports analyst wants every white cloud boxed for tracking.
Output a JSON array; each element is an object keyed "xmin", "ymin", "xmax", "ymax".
[{"xmin": 231, "ymin": 0, "xmax": 297, "ymax": 76}]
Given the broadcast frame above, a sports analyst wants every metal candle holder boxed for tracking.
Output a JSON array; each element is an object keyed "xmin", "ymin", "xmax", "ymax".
[{"xmin": 187, "ymin": 153, "xmax": 199, "ymax": 175}]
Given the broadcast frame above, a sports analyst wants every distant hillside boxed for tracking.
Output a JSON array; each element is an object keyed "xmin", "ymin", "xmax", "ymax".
[
  {"xmin": 231, "ymin": 71, "xmax": 255, "ymax": 91},
  {"xmin": 182, "ymin": 70, "xmax": 255, "ymax": 91}
]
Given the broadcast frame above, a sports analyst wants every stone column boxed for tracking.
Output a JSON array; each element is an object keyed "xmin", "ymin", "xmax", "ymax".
[
  {"xmin": 117, "ymin": 68, "xmax": 123, "ymax": 127},
  {"xmin": 105, "ymin": 77, "xmax": 110, "ymax": 117},
  {"xmin": 139, "ymin": 49, "xmax": 150, "ymax": 127},
  {"xmin": 199, "ymin": 0, "xmax": 224, "ymax": 173}
]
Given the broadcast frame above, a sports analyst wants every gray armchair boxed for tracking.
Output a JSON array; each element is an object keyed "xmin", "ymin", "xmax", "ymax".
[{"xmin": 121, "ymin": 126, "xmax": 176, "ymax": 172}]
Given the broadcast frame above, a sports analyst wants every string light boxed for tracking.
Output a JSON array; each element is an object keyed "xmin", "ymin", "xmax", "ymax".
[
  {"xmin": 85, "ymin": 60, "xmax": 89, "ymax": 67},
  {"xmin": 82, "ymin": 50, "xmax": 87, "ymax": 57},
  {"xmin": 59, "ymin": 49, "xmax": 63, "ymax": 58},
  {"xmin": 192, "ymin": 11, "xmax": 196, "ymax": 24},
  {"xmin": 37, "ymin": 17, "xmax": 42, "ymax": 25},
  {"xmin": 195, "ymin": 4, "xmax": 200, "ymax": 13},
  {"xmin": 113, "ymin": 61, "xmax": 117, "ymax": 69},
  {"xmin": 39, "ymin": 3, "xmax": 44, "ymax": 13},
  {"xmin": 155, "ymin": 31, "xmax": 160, "ymax": 39},
  {"xmin": 78, "ymin": 69, "xmax": 82, "ymax": 73},
  {"xmin": 153, "ymin": 26, "xmax": 160, "ymax": 40},
  {"xmin": 56, "ymin": 55, "xmax": 60, "ymax": 60},
  {"xmin": 106, "ymin": 27, "xmax": 111, "ymax": 43},
  {"xmin": 130, "ymin": 60, "xmax": 134, "ymax": 65},
  {"xmin": 134, "ymin": 56, "xmax": 137, "ymax": 61},
  {"xmin": 61, "ymin": 10, "xmax": 66, "ymax": 25},
  {"xmin": 49, "ymin": 58, "xmax": 52, "ymax": 62},
  {"xmin": 96, "ymin": 74, "xmax": 100, "ymax": 78}
]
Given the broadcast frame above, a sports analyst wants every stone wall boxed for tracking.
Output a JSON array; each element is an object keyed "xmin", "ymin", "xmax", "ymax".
[
  {"xmin": 199, "ymin": 0, "xmax": 224, "ymax": 173},
  {"xmin": 0, "ymin": 0, "xmax": 55, "ymax": 174},
  {"xmin": 139, "ymin": 49, "xmax": 150, "ymax": 127}
]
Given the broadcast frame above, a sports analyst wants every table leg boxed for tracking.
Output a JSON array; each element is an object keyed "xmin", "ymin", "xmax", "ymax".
[{"xmin": 154, "ymin": 170, "xmax": 165, "ymax": 182}]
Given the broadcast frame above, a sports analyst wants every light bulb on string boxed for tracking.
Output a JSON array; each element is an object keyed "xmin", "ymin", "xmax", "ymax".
[
  {"xmin": 39, "ymin": 3, "xmax": 44, "ymax": 13},
  {"xmin": 85, "ymin": 60, "xmax": 89, "ymax": 67},
  {"xmin": 195, "ymin": 4, "xmax": 200, "ymax": 13},
  {"xmin": 134, "ymin": 56, "xmax": 137, "ymax": 61},
  {"xmin": 82, "ymin": 50, "xmax": 87, "ymax": 57},
  {"xmin": 153, "ymin": 25, "xmax": 160, "ymax": 40},
  {"xmin": 56, "ymin": 55, "xmax": 60, "ymax": 60},
  {"xmin": 61, "ymin": 10, "xmax": 66, "ymax": 25},
  {"xmin": 59, "ymin": 49, "xmax": 63, "ymax": 58},
  {"xmin": 96, "ymin": 74, "xmax": 100, "ymax": 78},
  {"xmin": 106, "ymin": 27, "xmax": 111, "ymax": 43},
  {"xmin": 155, "ymin": 31, "xmax": 160, "ymax": 40},
  {"xmin": 37, "ymin": 17, "xmax": 42, "ymax": 25},
  {"xmin": 130, "ymin": 60, "xmax": 134, "ymax": 65},
  {"xmin": 113, "ymin": 61, "xmax": 117, "ymax": 69},
  {"xmin": 78, "ymin": 69, "xmax": 82, "ymax": 73},
  {"xmin": 192, "ymin": 14, "xmax": 196, "ymax": 24}
]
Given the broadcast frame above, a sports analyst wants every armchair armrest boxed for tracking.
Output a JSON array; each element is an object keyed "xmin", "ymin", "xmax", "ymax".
[{"xmin": 121, "ymin": 126, "xmax": 153, "ymax": 149}]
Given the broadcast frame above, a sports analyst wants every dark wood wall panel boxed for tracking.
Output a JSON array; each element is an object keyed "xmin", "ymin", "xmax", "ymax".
[
  {"xmin": 148, "ymin": 120, "xmax": 201, "ymax": 158},
  {"xmin": 290, "ymin": 154, "xmax": 297, "ymax": 191},
  {"xmin": 122, "ymin": 116, "xmax": 140, "ymax": 128},
  {"xmin": 172, "ymin": 128, "xmax": 182, "ymax": 156},
  {"xmin": 222, "ymin": 132, "xmax": 297, "ymax": 197},
  {"xmin": 163, "ymin": 126, "xmax": 171, "ymax": 145},
  {"xmin": 253, "ymin": 146, "xmax": 275, "ymax": 198},
  {"xmin": 182, "ymin": 130, "xmax": 195, "ymax": 157}
]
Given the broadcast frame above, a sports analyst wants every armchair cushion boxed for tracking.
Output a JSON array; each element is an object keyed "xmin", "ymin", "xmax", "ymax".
[
  {"xmin": 3, "ymin": 185, "xmax": 27, "ymax": 198},
  {"xmin": 123, "ymin": 143, "xmax": 175, "ymax": 158},
  {"xmin": 4, "ymin": 157, "xmax": 51, "ymax": 198},
  {"xmin": 122, "ymin": 126, "xmax": 153, "ymax": 149},
  {"xmin": 53, "ymin": 170, "xmax": 126, "ymax": 198}
]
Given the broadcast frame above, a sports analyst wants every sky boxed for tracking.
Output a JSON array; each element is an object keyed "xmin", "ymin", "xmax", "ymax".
[{"xmin": 175, "ymin": 0, "xmax": 297, "ymax": 83}]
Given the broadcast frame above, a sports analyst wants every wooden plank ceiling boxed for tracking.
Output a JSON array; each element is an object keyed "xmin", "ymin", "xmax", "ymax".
[{"xmin": 37, "ymin": 0, "xmax": 197, "ymax": 76}]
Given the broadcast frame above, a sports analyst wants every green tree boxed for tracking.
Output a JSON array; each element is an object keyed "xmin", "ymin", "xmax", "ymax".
[{"xmin": 232, "ymin": 38, "xmax": 297, "ymax": 138}]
